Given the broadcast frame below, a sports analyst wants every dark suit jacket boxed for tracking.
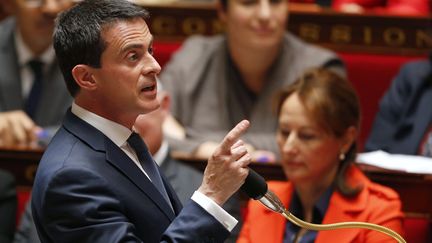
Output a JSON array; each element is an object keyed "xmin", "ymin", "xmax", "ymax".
[
  {"xmin": 0, "ymin": 169, "xmax": 17, "ymax": 243},
  {"xmin": 0, "ymin": 17, "xmax": 72, "ymax": 127},
  {"xmin": 31, "ymin": 110, "xmax": 229, "ymax": 242},
  {"xmin": 365, "ymin": 56, "xmax": 432, "ymax": 154},
  {"xmin": 160, "ymin": 152, "xmax": 242, "ymax": 243}
]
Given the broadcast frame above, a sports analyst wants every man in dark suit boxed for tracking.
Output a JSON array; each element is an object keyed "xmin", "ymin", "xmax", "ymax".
[
  {"xmin": 0, "ymin": 169, "xmax": 16, "ymax": 243},
  {"xmin": 31, "ymin": 0, "xmax": 252, "ymax": 242},
  {"xmin": 17, "ymin": 83, "xmax": 244, "ymax": 243},
  {"xmin": 0, "ymin": 0, "xmax": 73, "ymax": 146},
  {"xmin": 365, "ymin": 54, "xmax": 432, "ymax": 156}
]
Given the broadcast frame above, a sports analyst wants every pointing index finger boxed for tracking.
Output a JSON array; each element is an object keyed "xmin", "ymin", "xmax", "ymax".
[{"xmin": 219, "ymin": 120, "xmax": 250, "ymax": 153}]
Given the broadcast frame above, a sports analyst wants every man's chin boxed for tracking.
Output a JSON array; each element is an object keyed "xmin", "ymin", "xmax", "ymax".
[{"xmin": 140, "ymin": 102, "xmax": 160, "ymax": 114}]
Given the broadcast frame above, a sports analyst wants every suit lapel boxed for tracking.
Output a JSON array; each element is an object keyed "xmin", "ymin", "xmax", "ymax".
[
  {"xmin": 104, "ymin": 141, "xmax": 176, "ymax": 220},
  {"xmin": 63, "ymin": 110, "xmax": 176, "ymax": 221}
]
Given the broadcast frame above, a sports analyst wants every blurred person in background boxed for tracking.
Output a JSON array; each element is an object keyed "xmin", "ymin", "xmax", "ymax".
[
  {"xmin": 0, "ymin": 0, "xmax": 73, "ymax": 147},
  {"xmin": 365, "ymin": 54, "xmax": 432, "ymax": 156},
  {"xmin": 2, "ymin": 1, "xmax": 73, "ymax": 242},
  {"xmin": 161, "ymin": 0, "xmax": 345, "ymax": 162},
  {"xmin": 237, "ymin": 68, "xmax": 403, "ymax": 243}
]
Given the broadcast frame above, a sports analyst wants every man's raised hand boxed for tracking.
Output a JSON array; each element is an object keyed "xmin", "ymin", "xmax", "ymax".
[{"xmin": 198, "ymin": 120, "xmax": 252, "ymax": 205}]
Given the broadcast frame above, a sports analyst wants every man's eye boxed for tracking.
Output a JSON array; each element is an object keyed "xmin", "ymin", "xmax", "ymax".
[
  {"xmin": 148, "ymin": 47, "xmax": 154, "ymax": 55},
  {"xmin": 127, "ymin": 53, "xmax": 138, "ymax": 61}
]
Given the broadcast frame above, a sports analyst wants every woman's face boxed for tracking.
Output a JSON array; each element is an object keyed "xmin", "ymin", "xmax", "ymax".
[
  {"xmin": 276, "ymin": 93, "xmax": 344, "ymax": 185},
  {"xmin": 220, "ymin": 0, "xmax": 288, "ymax": 50}
]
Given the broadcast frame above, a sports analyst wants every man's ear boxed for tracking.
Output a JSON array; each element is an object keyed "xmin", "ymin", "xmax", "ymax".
[{"xmin": 71, "ymin": 64, "xmax": 97, "ymax": 91}]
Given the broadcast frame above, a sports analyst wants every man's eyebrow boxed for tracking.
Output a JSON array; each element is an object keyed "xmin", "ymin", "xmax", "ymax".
[
  {"xmin": 120, "ymin": 36, "xmax": 154, "ymax": 54},
  {"xmin": 120, "ymin": 43, "xmax": 143, "ymax": 54}
]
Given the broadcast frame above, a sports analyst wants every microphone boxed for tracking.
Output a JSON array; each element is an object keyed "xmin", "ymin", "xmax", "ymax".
[
  {"xmin": 240, "ymin": 169, "xmax": 267, "ymax": 199},
  {"xmin": 240, "ymin": 168, "xmax": 286, "ymax": 214}
]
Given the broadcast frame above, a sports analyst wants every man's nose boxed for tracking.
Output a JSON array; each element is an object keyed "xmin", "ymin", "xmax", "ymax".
[{"xmin": 143, "ymin": 54, "xmax": 162, "ymax": 76}]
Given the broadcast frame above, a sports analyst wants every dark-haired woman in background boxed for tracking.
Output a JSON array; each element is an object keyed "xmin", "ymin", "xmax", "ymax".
[{"xmin": 237, "ymin": 68, "xmax": 404, "ymax": 243}]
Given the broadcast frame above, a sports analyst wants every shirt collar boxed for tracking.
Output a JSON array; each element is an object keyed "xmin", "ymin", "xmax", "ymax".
[
  {"xmin": 15, "ymin": 29, "xmax": 55, "ymax": 67},
  {"xmin": 71, "ymin": 102, "xmax": 132, "ymax": 147}
]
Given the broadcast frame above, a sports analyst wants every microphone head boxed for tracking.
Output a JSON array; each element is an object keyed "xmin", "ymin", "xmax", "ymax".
[{"xmin": 240, "ymin": 169, "xmax": 268, "ymax": 200}]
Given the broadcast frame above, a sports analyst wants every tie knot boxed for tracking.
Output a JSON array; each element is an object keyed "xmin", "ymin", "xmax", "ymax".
[
  {"xmin": 127, "ymin": 132, "xmax": 148, "ymax": 156},
  {"xmin": 28, "ymin": 59, "xmax": 44, "ymax": 79}
]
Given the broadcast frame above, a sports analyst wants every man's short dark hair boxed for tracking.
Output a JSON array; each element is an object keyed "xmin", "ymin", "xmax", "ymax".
[{"xmin": 53, "ymin": 0, "xmax": 149, "ymax": 96}]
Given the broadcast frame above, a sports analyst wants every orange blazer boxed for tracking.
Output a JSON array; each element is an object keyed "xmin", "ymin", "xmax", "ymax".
[{"xmin": 237, "ymin": 166, "xmax": 404, "ymax": 243}]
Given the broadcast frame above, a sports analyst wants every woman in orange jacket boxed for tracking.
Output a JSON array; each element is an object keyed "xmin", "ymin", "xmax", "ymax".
[{"xmin": 237, "ymin": 68, "xmax": 404, "ymax": 243}]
